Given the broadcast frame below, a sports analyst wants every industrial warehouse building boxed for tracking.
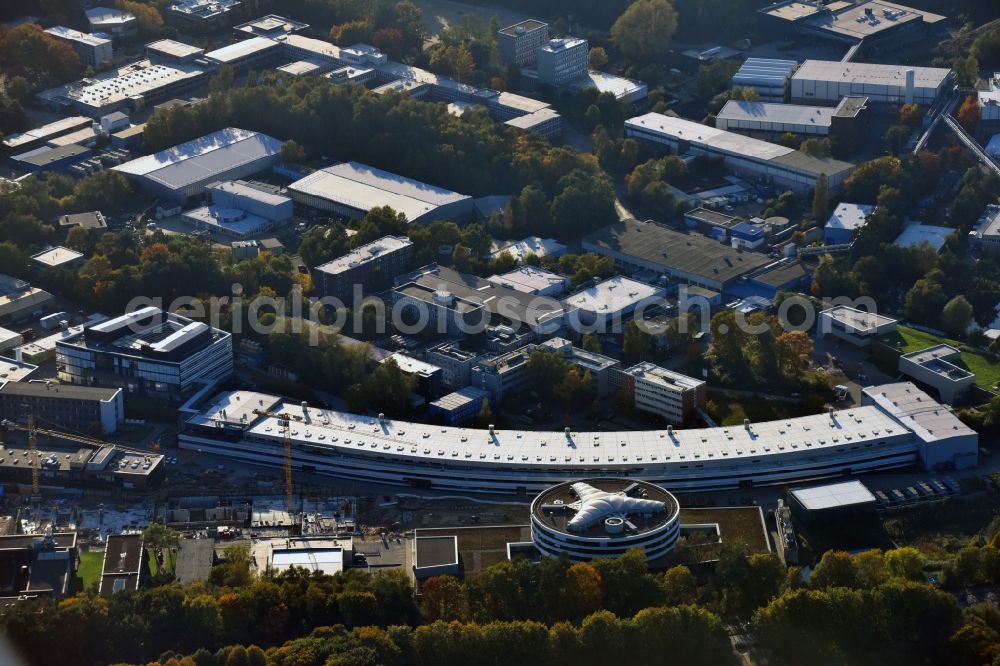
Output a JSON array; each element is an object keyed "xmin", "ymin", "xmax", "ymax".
[
  {"xmin": 182, "ymin": 180, "xmax": 293, "ymax": 239},
  {"xmin": 625, "ymin": 112, "xmax": 855, "ymax": 194},
  {"xmin": 531, "ymin": 479, "xmax": 681, "ymax": 562},
  {"xmin": 789, "ymin": 60, "xmax": 952, "ymax": 108},
  {"xmin": 562, "ymin": 276, "xmax": 665, "ymax": 329},
  {"xmin": 730, "ymin": 58, "xmax": 797, "ymax": 102},
  {"xmin": 114, "ymin": 128, "xmax": 283, "ymax": 200},
  {"xmin": 581, "ymin": 219, "xmax": 772, "ymax": 292},
  {"xmin": 177, "ymin": 381, "xmax": 976, "ymax": 496},
  {"xmin": 56, "ymin": 306, "xmax": 233, "ymax": 399},
  {"xmin": 288, "ymin": 162, "xmax": 474, "ymax": 224},
  {"xmin": 716, "ymin": 96, "xmax": 869, "ymax": 151},
  {"xmin": 2, "ymin": 117, "xmax": 92, "ymax": 153}
]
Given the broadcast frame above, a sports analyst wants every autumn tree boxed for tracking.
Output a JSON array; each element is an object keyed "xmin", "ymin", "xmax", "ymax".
[
  {"xmin": 420, "ymin": 576, "xmax": 469, "ymax": 622},
  {"xmin": 611, "ymin": 0, "xmax": 678, "ymax": 64},
  {"xmin": 0, "ymin": 24, "xmax": 80, "ymax": 85},
  {"xmin": 957, "ymin": 95, "xmax": 980, "ymax": 134},
  {"xmin": 941, "ymin": 295, "xmax": 974, "ymax": 337},
  {"xmin": 117, "ymin": 0, "xmax": 163, "ymax": 32},
  {"xmin": 588, "ymin": 47, "xmax": 609, "ymax": 69}
]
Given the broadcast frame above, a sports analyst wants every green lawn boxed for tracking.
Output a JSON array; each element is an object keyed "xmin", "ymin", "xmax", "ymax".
[
  {"xmin": 146, "ymin": 547, "xmax": 177, "ymax": 577},
  {"xmin": 75, "ymin": 550, "xmax": 104, "ymax": 593},
  {"xmin": 884, "ymin": 326, "xmax": 1000, "ymax": 390},
  {"xmin": 706, "ymin": 393, "xmax": 810, "ymax": 426}
]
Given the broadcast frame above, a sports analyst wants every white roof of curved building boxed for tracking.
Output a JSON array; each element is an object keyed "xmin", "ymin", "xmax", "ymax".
[{"xmin": 191, "ymin": 390, "xmax": 912, "ymax": 470}]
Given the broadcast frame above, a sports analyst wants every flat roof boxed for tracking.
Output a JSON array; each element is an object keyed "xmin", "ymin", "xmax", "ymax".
[
  {"xmin": 12, "ymin": 144, "xmax": 89, "ymax": 167},
  {"xmin": 385, "ymin": 352, "xmax": 441, "ymax": 377},
  {"xmin": 86, "ymin": 6, "xmax": 136, "ymax": 25},
  {"xmin": 183, "ymin": 206, "xmax": 276, "ymax": 237},
  {"xmin": 147, "ymin": 39, "xmax": 204, "ymax": 60},
  {"xmin": 195, "ymin": 389, "xmax": 916, "ymax": 470},
  {"xmin": 314, "ymin": 235, "xmax": 412, "ymax": 276},
  {"xmin": 800, "ymin": 0, "xmax": 944, "ymax": 40},
  {"xmin": 170, "ymin": 0, "xmax": 240, "ymax": 18},
  {"xmin": 430, "ymin": 386, "xmax": 490, "ymax": 412},
  {"xmin": 0, "ymin": 357, "xmax": 39, "ymax": 382},
  {"xmin": 893, "ymin": 223, "xmax": 952, "ymax": 250},
  {"xmin": 31, "ymin": 246, "xmax": 83, "ymax": 267},
  {"xmin": 2, "ymin": 117, "xmax": 92, "ymax": 150},
  {"xmin": 626, "ymin": 112, "xmax": 854, "ymax": 179},
  {"xmin": 288, "ymin": 162, "xmax": 470, "ymax": 222},
  {"xmin": 792, "ymin": 59, "xmax": 951, "ymax": 89},
  {"xmin": 827, "ymin": 202, "xmax": 875, "ymax": 232},
  {"xmin": 59, "ymin": 211, "xmax": 106, "ymax": 229},
  {"xmin": 623, "ymin": 362, "xmax": 704, "ymax": 391},
  {"xmin": 686, "ymin": 206, "xmax": 743, "ymax": 227},
  {"xmin": 276, "ymin": 59, "xmax": 329, "ymax": 76},
  {"xmin": 488, "ymin": 266, "xmax": 567, "ymax": 294},
  {"xmin": 235, "ymin": 14, "xmax": 309, "ymax": 36},
  {"xmin": 205, "ymin": 36, "xmax": 278, "ymax": 63},
  {"xmin": 822, "ymin": 305, "xmax": 896, "ymax": 331},
  {"xmin": 790, "ymin": 480, "xmax": 877, "ymax": 510},
  {"xmin": 505, "ymin": 108, "xmax": 561, "ymax": 130},
  {"xmin": 45, "ymin": 25, "xmax": 110, "ymax": 47},
  {"xmin": 399, "ymin": 266, "xmax": 568, "ymax": 329},
  {"xmin": 46, "ymin": 127, "xmax": 99, "ymax": 147},
  {"xmin": 186, "ymin": 390, "xmax": 282, "ymax": 429},
  {"xmin": 50, "ymin": 60, "xmax": 206, "ymax": 110},
  {"xmin": 207, "ymin": 179, "xmax": 291, "ymax": 207},
  {"xmin": 901, "ymin": 344, "xmax": 972, "ymax": 381},
  {"xmin": 114, "ymin": 128, "xmax": 282, "ymax": 192},
  {"xmin": 498, "ymin": 19, "xmax": 548, "ymax": 36},
  {"xmin": 718, "ymin": 100, "xmax": 835, "ymax": 127},
  {"xmin": 863, "ymin": 382, "xmax": 975, "ymax": 443},
  {"xmin": 541, "ymin": 37, "xmax": 586, "ymax": 53},
  {"xmin": 414, "ymin": 535, "xmax": 458, "ymax": 568},
  {"xmin": 751, "ymin": 260, "xmax": 808, "ymax": 288},
  {"xmin": 0, "ymin": 381, "xmax": 120, "ymax": 401},
  {"xmin": 271, "ymin": 547, "xmax": 343, "ymax": 575},
  {"xmin": 582, "ymin": 219, "xmax": 771, "ymax": 286},
  {"xmin": 563, "ymin": 276, "xmax": 663, "ymax": 314}
]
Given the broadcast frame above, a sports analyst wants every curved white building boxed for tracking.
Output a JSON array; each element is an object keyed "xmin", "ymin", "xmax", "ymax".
[
  {"xmin": 531, "ymin": 479, "xmax": 680, "ymax": 562},
  {"xmin": 177, "ymin": 383, "xmax": 977, "ymax": 496}
]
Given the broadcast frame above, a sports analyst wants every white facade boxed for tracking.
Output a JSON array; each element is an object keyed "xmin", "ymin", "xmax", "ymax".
[
  {"xmin": 790, "ymin": 60, "xmax": 952, "ymax": 107},
  {"xmin": 898, "ymin": 345, "xmax": 976, "ymax": 405},
  {"xmin": 717, "ymin": 100, "xmax": 834, "ymax": 136},
  {"xmin": 818, "ymin": 305, "xmax": 897, "ymax": 346},
  {"xmin": 45, "ymin": 26, "xmax": 113, "ymax": 67},
  {"xmin": 86, "ymin": 7, "xmax": 138, "ymax": 37},
  {"xmin": 537, "ymin": 38, "xmax": 588, "ymax": 86},
  {"xmin": 623, "ymin": 362, "xmax": 705, "ymax": 424}
]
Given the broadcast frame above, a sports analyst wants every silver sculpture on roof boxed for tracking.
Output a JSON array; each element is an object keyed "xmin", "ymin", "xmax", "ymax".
[{"xmin": 565, "ymin": 481, "xmax": 666, "ymax": 532}]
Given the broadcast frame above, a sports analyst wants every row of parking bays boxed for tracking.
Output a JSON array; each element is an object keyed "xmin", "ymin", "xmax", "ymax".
[{"xmin": 874, "ymin": 477, "xmax": 960, "ymax": 507}]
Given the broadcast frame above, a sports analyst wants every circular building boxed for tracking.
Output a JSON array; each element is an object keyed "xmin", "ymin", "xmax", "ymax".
[{"xmin": 530, "ymin": 478, "xmax": 681, "ymax": 562}]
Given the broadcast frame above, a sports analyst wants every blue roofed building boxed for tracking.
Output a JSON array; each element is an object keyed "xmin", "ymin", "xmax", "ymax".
[{"xmin": 730, "ymin": 222, "xmax": 766, "ymax": 250}]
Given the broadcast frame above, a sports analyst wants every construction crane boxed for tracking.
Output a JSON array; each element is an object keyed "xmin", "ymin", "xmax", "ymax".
[
  {"xmin": 252, "ymin": 408, "xmax": 296, "ymax": 515},
  {"xmin": 27, "ymin": 413, "xmax": 39, "ymax": 497},
  {"xmin": 282, "ymin": 416, "xmax": 294, "ymax": 514}
]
